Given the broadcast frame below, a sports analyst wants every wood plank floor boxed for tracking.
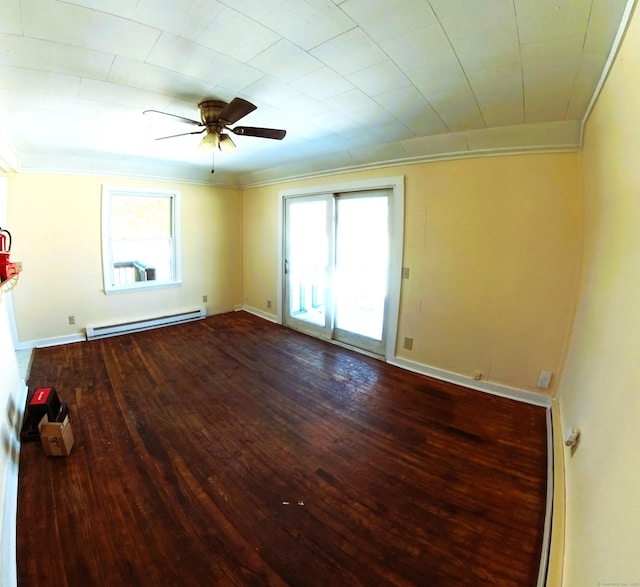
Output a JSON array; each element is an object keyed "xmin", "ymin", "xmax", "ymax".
[{"xmin": 18, "ymin": 311, "xmax": 548, "ymax": 586}]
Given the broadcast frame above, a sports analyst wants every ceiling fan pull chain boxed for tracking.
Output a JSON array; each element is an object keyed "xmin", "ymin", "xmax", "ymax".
[{"xmin": 211, "ymin": 149, "xmax": 215, "ymax": 174}]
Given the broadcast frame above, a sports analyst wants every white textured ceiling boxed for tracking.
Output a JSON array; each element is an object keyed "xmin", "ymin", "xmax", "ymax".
[{"xmin": 0, "ymin": 0, "xmax": 631, "ymax": 186}]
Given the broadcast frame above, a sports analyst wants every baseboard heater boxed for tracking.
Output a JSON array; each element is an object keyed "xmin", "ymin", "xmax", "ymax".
[{"xmin": 85, "ymin": 308, "xmax": 206, "ymax": 341}]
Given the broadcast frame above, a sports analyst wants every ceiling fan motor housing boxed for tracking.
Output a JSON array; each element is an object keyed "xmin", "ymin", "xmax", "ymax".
[{"xmin": 198, "ymin": 100, "xmax": 227, "ymax": 127}]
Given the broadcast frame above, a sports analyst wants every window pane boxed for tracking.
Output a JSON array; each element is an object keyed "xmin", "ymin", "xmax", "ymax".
[
  {"xmin": 111, "ymin": 195, "xmax": 171, "ymax": 240},
  {"xmin": 102, "ymin": 187, "xmax": 180, "ymax": 293},
  {"xmin": 287, "ymin": 199, "xmax": 328, "ymax": 327},
  {"xmin": 111, "ymin": 239, "xmax": 172, "ymax": 280}
]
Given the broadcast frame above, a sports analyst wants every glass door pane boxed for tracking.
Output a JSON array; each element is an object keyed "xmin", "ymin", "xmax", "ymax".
[
  {"xmin": 284, "ymin": 196, "xmax": 332, "ymax": 337},
  {"xmin": 333, "ymin": 194, "xmax": 388, "ymax": 354}
]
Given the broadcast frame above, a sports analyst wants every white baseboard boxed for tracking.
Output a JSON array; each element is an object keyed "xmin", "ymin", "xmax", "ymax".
[
  {"xmin": 14, "ymin": 333, "xmax": 86, "ymax": 350},
  {"xmin": 241, "ymin": 305, "xmax": 278, "ymax": 323},
  {"xmin": 388, "ymin": 357, "xmax": 552, "ymax": 407}
]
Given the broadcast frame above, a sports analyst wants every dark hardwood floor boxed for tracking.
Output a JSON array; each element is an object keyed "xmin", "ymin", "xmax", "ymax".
[{"xmin": 18, "ymin": 311, "xmax": 548, "ymax": 586}]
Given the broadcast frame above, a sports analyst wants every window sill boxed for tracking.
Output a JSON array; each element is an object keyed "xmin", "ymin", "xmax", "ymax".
[{"xmin": 103, "ymin": 280, "xmax": 182, "ymax": 295}]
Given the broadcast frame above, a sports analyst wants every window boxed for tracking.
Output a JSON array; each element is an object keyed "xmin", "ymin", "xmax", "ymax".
[{"xmin": 101, "ymin": 185, "xmax": 181, "ymax": 294}]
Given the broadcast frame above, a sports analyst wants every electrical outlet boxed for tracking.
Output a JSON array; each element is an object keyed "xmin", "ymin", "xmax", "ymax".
[
  {"xmin": 267, "ymin": 300, "xmax": 272, "ymax": 309},
  {"xmin": 202, "ymin": 295, "xmax": 208, "ymax": 303},
  {"xmin": 68, "ymin": 315, "xmax": 75, "ymax": 325},
  {"xmin": 16, "ymin": 261, "xmax": 23, "ymax": 271},
  {"xmin": 473, "ymin": 370, "xmax": 482, "ymax": 381},
  {"xmin": 402, "ymin": 267, "xmax": 410, "ymax": 279},
  {"xmin": 537, "ymin": 370, "xmax": 552, "ymax": 389},
  {"xmin": 403, "ymin": 337, "xmax": 413, "ymax": 350}
]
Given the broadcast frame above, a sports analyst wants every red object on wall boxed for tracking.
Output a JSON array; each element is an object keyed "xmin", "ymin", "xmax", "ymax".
[
  {"xmin": 0, "ymin": 256, "xmax": 18, "ymax": 281},
  {"xmin": 0, "ymin": 227, "xmax": 17, "ymax": 282},
  {"xmin": 0, "ymin": 227, "xmax": 10, "ymax": 252}
]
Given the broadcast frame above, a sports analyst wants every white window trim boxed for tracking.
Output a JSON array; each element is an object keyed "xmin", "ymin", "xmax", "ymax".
[{"xmin": 101, "ymin": 185, "xmax": 182, "ymax": 295}]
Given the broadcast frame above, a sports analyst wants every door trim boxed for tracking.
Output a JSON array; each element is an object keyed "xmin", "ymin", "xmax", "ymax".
[{"xmin": 277, "ymin": 176, "xmax": 404, "ymax": 360}]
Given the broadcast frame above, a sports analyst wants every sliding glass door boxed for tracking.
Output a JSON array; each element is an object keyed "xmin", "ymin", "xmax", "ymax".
[{"xmin": 284, "ymin": 190, "xmax": 390, "ymax": 355}]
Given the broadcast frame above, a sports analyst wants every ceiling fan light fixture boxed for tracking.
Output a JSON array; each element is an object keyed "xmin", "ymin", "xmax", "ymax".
[
  {"xmin": 219, "ymin": 133, "xmax": 236, "ymax": 155},
  {"xmin": 198, "ymin": 131, "xmax": 219, "ymax": 152}
]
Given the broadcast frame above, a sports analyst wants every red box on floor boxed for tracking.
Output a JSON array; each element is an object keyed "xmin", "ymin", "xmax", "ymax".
[{"xmin": 29, "ymin": 387, "xmax": 62, "ymax": 424}]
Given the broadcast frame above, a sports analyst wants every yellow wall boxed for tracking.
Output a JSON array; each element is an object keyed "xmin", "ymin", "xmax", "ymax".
[
  {"xmin": 243, "ymin": 152, "xmax": 583, "ymax": 394},
  {"xmin": 557, "ymin": 5, "xmax": 640, "ymax": 584},
  {"xmin": 242, "ymin": 182, "xmax": 279, "ymax": 311},
  {"xmin": 7, "ymin": 174, "xmax": 242, "ymax": 343}
]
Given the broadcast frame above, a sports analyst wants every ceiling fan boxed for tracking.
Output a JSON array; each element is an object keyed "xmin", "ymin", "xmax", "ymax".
[{"xmin": 143, "ymin": 97, "xmax": 286, "ymax": 173}]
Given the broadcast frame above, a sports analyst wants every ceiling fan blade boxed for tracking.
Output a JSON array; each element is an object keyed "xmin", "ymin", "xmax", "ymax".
[
  {"xmin": 155, "ymin": 129, "xmax": 206, "ymax": 141},
  {"xmin": 219, "ymin": 98, "xmax": 257, "ymax": 124},
  {"xmin": 231, "ymin": 126, "xmax": 286, "ymax": 140},
  {"xmin": 143, "ymin": 110, "xmax": 202, "ymax": 126}
]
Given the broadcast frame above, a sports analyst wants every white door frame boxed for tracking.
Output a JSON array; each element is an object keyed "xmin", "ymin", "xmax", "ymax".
[{"xmin": 277, "ymin": 176, "xmax": 404, "ymax": 360}]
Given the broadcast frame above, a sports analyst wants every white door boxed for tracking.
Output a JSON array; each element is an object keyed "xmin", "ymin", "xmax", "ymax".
[{"xmin": 283, "ymin": 190, "xmax": 390, "ymax": 355}]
